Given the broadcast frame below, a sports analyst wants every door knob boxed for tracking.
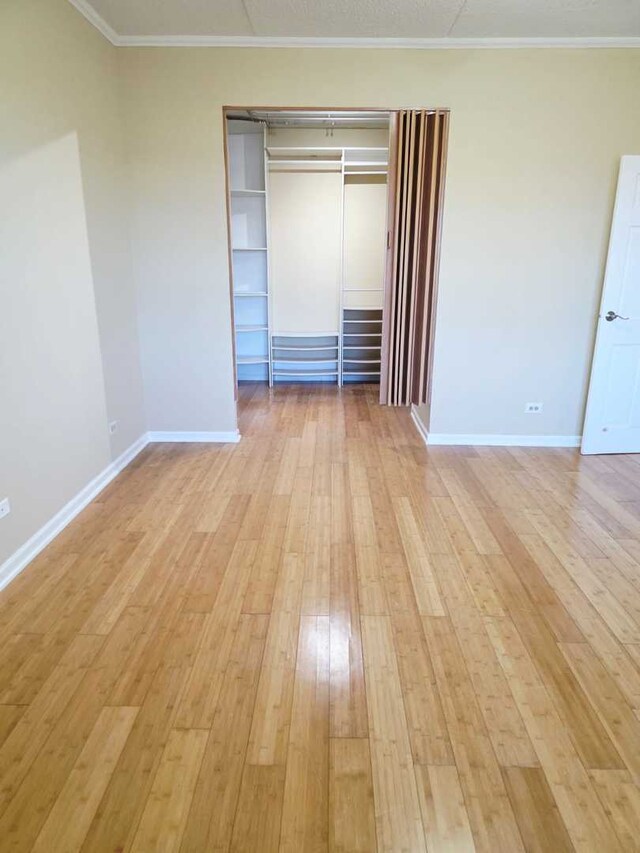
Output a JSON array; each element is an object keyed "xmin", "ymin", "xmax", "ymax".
[{"xmin": 605, "ymin": 310, "xmax": 629, "ymax": 321}]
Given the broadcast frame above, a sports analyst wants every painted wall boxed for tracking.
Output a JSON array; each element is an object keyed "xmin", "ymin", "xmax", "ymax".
[
  {"xmin": 0, "ymin": 0, "xmax": 145, "ymax": 567},
  {"xmin": 343, "ymin": 177, "xmax": 388, "ymax": 310},
  {"xmin": 270, "ymin": 168, "xmax": 343, "ymax": 333},
  {"xmin": 121, "ymin": 47, "xmax": 640, "ymax": 438}
]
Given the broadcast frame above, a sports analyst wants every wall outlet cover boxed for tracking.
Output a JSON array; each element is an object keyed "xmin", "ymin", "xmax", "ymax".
[
  {"xmin": 0, "ymin": 498, "xmax": 10, "ymax": 519},
  {"xmin": 109, "ymin": 421, "xmax": 118, "ymax": 435},
  {"xmin": 525, "ymin": 402, "xmax": 543, "ymax": 414}
]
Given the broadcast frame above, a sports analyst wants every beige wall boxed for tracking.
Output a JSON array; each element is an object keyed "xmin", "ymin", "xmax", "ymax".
[
  {"xmin": 0, "ymin": 0, "xmax": 145, "ymax": 567},
  {"xmin": 343, "ymin": 177, "xmax": 388, "ymax": 309},
  {"xmin": 122, "ymin": 46, "xmax": 640, "ymax": 438},
  {"xmin": 270, "ymin": 169, "xmax": 343, "ymax": 333}
]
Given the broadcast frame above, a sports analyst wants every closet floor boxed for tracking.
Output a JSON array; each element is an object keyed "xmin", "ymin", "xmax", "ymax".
[{"xmin": 1, "ymin": 383, "xmax": 640, "ymax": 850}]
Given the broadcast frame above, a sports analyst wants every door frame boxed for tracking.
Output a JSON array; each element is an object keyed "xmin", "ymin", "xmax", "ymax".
[{"xmin": 222, "ymin": 105, "xmax": 445, "ymax": 416}]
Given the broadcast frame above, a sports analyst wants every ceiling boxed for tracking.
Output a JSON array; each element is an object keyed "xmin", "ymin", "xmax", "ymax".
[{"xmin": 74, "ymin": 0, "xmax": 640, "ymax": 43}]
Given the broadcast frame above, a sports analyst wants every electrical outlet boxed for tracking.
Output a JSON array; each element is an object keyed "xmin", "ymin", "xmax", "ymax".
[
  {"xmin": 0, "ymin": 498, "xmax": 10, "ymax": 520},
  {"xmin": 525, "ymin": 402, "xmax": 543, "ymax": 414},
  {"xmin": 109, "ymin": 421, "xmax": 118, "ymax": 435}
]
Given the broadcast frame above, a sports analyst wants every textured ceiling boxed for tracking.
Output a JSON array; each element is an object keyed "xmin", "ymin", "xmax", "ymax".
[{"xmin": 83, "ymin": 0, "xmax": 640, "ymax": 39}]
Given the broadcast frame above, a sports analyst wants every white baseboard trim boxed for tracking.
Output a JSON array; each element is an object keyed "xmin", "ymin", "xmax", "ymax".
[
  {"xmin": 426, "ymin": 433, "xmax": 582, "ymax": 447},
  {"xmin": 410, "ymin": 407, "xmax": 430, "ymax": 446},
  {"xmin": 410, "ymin": 408, "xmax": 581, "ymax": 448},
  {"xmin": 147, "ymin": 430, "xmax": 241, "ymax": 443},
  {"xmin": 0, "ymin": 433, "xmax": 148, "ymax": 593}
]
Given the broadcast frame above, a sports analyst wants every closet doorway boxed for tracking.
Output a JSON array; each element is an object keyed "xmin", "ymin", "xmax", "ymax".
[
  {"xmin": 224, "ymin": 108, "xmax": 390, "ymax": 390},
  {"xmin": 223, "ymin": 106, "xmax": 450, "ymax": 409}
]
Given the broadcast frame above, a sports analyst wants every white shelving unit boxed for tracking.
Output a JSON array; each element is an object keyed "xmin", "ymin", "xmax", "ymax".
[
  {"xmin": 271, "ymin": 334, "xmax": 340, "ymax": 384},
  {"xmin": 341, "ymin": 308, "xmax": 383, "ymax": 384},
  {"xmin": 338, "ymin": 147, "xmax": 387, "ymax": 386},
  {"xmin": 227, "ymin": 138, "xmax": 388, "ymax": 387},
  {"xmin": 228, "ymin": 120, "xmax": 272, "ymax": 384}
]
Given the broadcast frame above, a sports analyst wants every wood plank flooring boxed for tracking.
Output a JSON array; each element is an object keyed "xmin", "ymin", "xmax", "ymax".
[{"xmin": 1, "ymin": 383, "xmax": 640, "ymax": 851}]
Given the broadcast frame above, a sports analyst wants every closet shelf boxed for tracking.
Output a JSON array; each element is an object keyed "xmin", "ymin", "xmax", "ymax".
[
  {"xmin": 236, "ymin": 325, "xmax": 268, "ymax": 332},
  {"xmin": 237, "ymin": 356, "xmax": 269, "ymax": 364},
  {"xmin": 344, "ymin": 161, "xmax": 389, "ymax": 168},
  {"xmin": 266, "ymin": 147, "xmax": 343, "ymax": 158},
  {"xmin": 274, "ymin": 357, "xmax": 338, "ymax": 364},
  {"xmin": 343, "ymin": 359, "xmax": 381, "ymax": 364},
  {"xmin": 232, "ymin": 247, "xmax": 268, "ymax": 252},
  {"xmin": 231, "ymin": 189, "xmax": 266, "ymax": 196},
  {"xmin": 274, "ymin": 369, "xmax": 339, "ymax": 377},
  {"xmin": 234, "ymin": 291, "xmax": 268, "ymax": 297},
  {"xmin": 342, "ymin": 319, "xmax": 383, "ymax": 324},
  {"xmin": 274, "ymin": 345, "xmax": 338, "ymax": 352}
]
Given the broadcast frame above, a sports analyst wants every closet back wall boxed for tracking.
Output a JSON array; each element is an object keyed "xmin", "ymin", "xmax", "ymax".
[
  {"xmin": 267, "ymin": 127, "xmax": 387, "ymax": 336},
  {"xmin": 269, "ymin": 169, "xmax": 341, "ymax": 334},
  {"xmin": 122, "ymin": 48, "xmax": 640, "ymax": 439}
]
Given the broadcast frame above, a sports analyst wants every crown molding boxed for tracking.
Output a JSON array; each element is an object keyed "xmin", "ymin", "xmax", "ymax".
[
  {"xmin": 65, "ymin": 3, "xmax": 640, "ymax": 50},
  {"xmin": 67, "ymin": 0, "xmax": 118, "ymax": 44},
  {"xmin": 116, "ymin": 34, "xmax": 640, "ymax": 49}
]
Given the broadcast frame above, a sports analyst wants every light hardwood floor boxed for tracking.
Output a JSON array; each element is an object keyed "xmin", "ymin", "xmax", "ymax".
[{"xmin": 2, "ymin": 383, "xmax": 640, "ymax": 851}]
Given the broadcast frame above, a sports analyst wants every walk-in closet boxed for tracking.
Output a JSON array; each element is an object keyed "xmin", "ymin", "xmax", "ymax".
[{"xmin": 225, "ymin": 110, "xmax": 390, "ymax": 387}]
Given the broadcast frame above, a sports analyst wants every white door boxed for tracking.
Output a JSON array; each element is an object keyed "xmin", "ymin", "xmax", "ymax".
[{"xmin": 582, "ymin": 156, "xmax": 640, "ymax": 455}]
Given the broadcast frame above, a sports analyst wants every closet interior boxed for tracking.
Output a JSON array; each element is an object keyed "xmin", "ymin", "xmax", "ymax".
[{"xmin": 225, "ymin": 109, "xmax": 390, "ymax": 386}]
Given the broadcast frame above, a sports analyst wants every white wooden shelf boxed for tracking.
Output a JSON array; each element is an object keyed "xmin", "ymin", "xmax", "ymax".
[
  {"xmin": 274, "ymin": 345, "xmax": 338, "ymax": 352},
  {"xmin": 274, "ymin": 370, "xmax": 339, "ymax": 377},
  {"xmin": 234, "ymin": 291, "xmax": 268, "ymax": 297},
  {"xmin": 237, "ymin": 356, "xmax": 269, "ymax": 364},
  {"xmin": 231, "ymin": 189, "xmax": 266, "ymax": 197},
  {"xmin": 236, "ymin": 325, "xmax": 268, "ymax": 332},
  {"xmin": 232, "ymin": 247, "xmax": 267, "ymax": 252},
  {"xmin": 276, "ymin": 357, "xmax": 338, "ymax": 363}
]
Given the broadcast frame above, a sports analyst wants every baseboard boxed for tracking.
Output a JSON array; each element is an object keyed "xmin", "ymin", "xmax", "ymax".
[
  {"xmin": 411, "ymin": 407, "xmax": 581, "ymax": 448},
  {"xmin": 410, "ymin": 407, "xmax": 430, "ymax": 447},
  {"xmin": 425, "ymin": 433, "xmax": 582, "ymax": 447},
  {"xmin": 147, "ymin": 430, "xmax": 241, "ymax": 443},
  {"xmin": 0, "ymin": 433, "xmax": 148, "ymax": 593}
]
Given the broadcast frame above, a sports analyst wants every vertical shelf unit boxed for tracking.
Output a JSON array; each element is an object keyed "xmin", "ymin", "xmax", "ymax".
[
  {"xmin": 341, "ymin": 308, "xmax": 383, "ymax": 384},
  {"xmin": 339, "ymin": 147, "xmax": 388, "ymax": 386},
  {"xmin": 228, "ymin": 120, "xmax": 272, "ymax": 384}
]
